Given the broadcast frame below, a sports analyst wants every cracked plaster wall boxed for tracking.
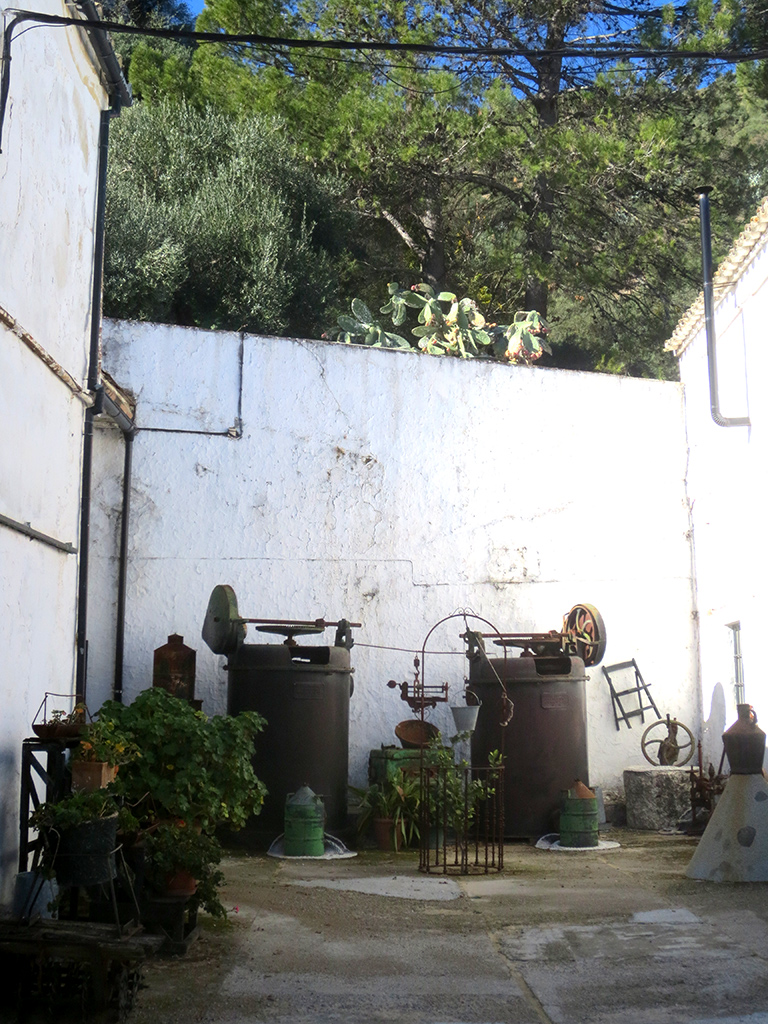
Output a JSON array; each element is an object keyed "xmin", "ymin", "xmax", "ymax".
[{"xmin": 91, "ymin": 319, "xmax": 699, "ymax": 794}]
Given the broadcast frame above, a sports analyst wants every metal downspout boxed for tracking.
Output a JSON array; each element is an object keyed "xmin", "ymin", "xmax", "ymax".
[
  {"xmin": 697, "ymin": 188, "xmax": 751, "ymax": 429},
  {"xmin": 75, "ymin": 104, "xmax": 115, "ymax": 704},
  {"xmin": 113, "ymin": 428, "xmax": 133, "ymax": 703}
]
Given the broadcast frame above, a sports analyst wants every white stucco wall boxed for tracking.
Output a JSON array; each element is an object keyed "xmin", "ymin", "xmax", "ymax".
[
  {"xmin": 676, "ymin": 236, "xmax": 768, "ymax": 765},
  {"xmin": 0, "ymin": 0, "xmax": 109, "ymax": 906},
  {"xmin": 92, "ymin": 320, "xmax": 699, "ymax": 797}
]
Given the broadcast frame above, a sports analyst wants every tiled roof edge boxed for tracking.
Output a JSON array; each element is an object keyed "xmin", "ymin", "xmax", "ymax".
[{"xmin": 666, "ymin": 196, "xmax": 768, "ymax": 357}]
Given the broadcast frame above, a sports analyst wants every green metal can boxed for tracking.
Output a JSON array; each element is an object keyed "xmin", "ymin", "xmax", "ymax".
[
  {"xmin": 559, "ymin": 785, "xmax": 599, "ymax": 848},
  {"xmin": 284, "ymin": 786, "xmax": 325, "ymax": 857}
]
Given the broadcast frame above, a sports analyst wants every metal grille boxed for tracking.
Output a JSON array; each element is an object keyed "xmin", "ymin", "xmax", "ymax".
[{"xmin": 419, "ymin": 762, "xmax": 504, "ymax": 875}]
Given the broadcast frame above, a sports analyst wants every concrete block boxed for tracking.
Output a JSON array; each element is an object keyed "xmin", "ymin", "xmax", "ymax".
[{"xmin": 623, "ymin": 765, "xmax": 691, "ymax": 829}]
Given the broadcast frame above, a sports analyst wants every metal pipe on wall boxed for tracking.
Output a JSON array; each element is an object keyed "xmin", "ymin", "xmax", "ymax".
[{"xmin": 697, "ymin": 188, "xmax": 750, "ymax": 429}]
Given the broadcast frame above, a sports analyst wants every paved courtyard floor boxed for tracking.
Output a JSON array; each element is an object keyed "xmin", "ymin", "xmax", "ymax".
[{"xmin": 126, "ymin": 829, "xmax": 768, "ymax": 1024}]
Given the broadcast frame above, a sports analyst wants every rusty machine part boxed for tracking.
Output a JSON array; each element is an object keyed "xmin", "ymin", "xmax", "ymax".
[
  {"xmin": 640, "ymin": 715, "xmax": 695, "ymax": 766},
  {"xmin": 688, "ymin": 741, "xmax": 728, "ymax": 832},
  {"xmin": 202, "ymin": 583, "xmax": 360, "ymax": 654},
  {"xmin": 480, "ymin": 603, "xmax": 607, "ymax": 668},
  {"xmin": 153, "ymin": 633, "xmax": 197, "ymax": 703},
  {"xmin": 387, "ymin": 655, "xmax": 449, "ymax": 712}
]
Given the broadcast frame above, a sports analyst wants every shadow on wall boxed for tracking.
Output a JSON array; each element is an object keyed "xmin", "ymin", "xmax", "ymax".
[
  {"xmin": 702, "ymin": 682, "xmax": 726, "ymax": 769},
  {"xmin": 0, "ymin": 747, "xmax": 20, "ymax": 908}
]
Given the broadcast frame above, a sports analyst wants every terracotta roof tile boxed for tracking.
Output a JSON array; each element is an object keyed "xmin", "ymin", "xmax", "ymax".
[{"xmin": 666, "ymin": 196, "xmax": 768, "ymax": 357}]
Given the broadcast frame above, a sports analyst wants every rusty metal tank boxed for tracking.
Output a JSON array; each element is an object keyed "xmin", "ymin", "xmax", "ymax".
[
  {"xmin": 470, "ymin": 654, "xmax": 589, "ymax": 839},
  {"xmin": 226, "ymin": 640, "xmax": 353, "ymax": 832},
  {"xmin": 202, "ymin": 585, "xmax": 357, "ymax": 839}
]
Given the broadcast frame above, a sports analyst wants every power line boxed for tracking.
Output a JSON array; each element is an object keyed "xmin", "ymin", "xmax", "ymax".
[{"xmin": 7, "ymin": 10, "xmax": 768, "ymax": 66}]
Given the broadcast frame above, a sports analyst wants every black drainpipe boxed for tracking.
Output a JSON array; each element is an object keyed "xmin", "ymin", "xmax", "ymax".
[
  {"xmin": 697, "ymin": 188, "xmax": 751, "ymax": 429},
  {"xmin": 75, "ymin": 102, "xmax": 119, "ymax": 704},
  {"xmin": 113, "ymin": 422, "xmax": 134, "ymax": 704}
]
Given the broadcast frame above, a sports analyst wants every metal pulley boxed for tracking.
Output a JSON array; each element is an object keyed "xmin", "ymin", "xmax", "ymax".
[
  {"xmin": 201, "ymin": 584, "xmax": 360, "ymax": 654},
  {"xmin": 481, "ymin": 602, "xmax": 607, "ymax": 667}
]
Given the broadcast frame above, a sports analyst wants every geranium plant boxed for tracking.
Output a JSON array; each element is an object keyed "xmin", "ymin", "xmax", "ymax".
[{"xmin": 71, "ymin": 718, "xmax": 140, "ymax": 767}]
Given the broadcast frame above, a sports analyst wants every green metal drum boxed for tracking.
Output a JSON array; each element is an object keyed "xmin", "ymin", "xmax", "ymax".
[
  {"xmin": 559, "ymin": 788, "xmax": 599, "ymax": 848},
  {"xmin": 284, "ymin": 786, "xmax": 325, "ymax": 857}
]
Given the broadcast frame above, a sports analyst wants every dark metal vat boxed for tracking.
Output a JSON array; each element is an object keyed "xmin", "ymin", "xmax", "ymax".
[
  {"xmin": 227, "ymin": 642, "xmax": 353, "ymax": 833},
  {"xmin": 470, "ymin": 654, "xmax": 588, "ymax": 839}
]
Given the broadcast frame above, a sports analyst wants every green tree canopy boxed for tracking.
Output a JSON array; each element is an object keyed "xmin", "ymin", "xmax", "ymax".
[
  {"xmin": 103, "ymin": 102, "xmax": 348, "ymax": 336},
  {"xmin": 104, "ymin": 0, "xmax": 768, "ymax": 376}
]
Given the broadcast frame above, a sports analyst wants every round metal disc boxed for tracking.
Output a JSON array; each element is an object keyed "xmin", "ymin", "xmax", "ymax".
[
  {"xmin": 202, "ymin": 584, "xmax": 246, "ymax": 654},
  {"xmin": 563, "ymin": 604, "xmax": 607, "ymax": 667},
  {"xmin": 640, "ymin": 718, "xmax": 695, "ymax": 766}
]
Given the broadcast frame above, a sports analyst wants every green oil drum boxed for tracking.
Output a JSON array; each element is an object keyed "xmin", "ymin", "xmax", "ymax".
[
  {"xmin": 284, "ymin": 786, "xmax": 325, "ymax": 856},
  {"xmin": 559, "ymin": 784, "xmax": 599, "ymax": 848}
]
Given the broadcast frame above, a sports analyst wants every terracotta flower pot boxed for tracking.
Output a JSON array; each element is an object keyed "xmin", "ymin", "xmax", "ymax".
[
  {"xmin": 163, "ymin": 869, "xmax": 198, "ymax": 898},
  {"xmin": 373, "ymin": 817, "xmax": 401, "ymax": 851},
  {"xmin": 71, "ymin": 761, "xmax": 118, "ymax": 793}
]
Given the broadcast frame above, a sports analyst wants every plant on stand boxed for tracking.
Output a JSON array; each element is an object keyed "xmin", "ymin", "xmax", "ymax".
[
  {"xmin": 95, "ymin": 688, "xmax": 267, "ymax": 918},
  {"xmin": 29, "ymin": 790, "xmax": 137, "ymax": 889},
  {"xmin": 353, "ymin": 769, "xmax": 421, "ymax": 851},
  {"xmin": 424, "ymin": 736, "xmax": 503, "ymax": 843},
  {"xmin": 70, "ymin": 718, "xmax": 140, "ymax": 793}
]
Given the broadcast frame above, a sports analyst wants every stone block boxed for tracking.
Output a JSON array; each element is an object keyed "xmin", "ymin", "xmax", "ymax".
[{"xmin": 623, "ymin": 765, "xmax": 690, "ymax": 830}]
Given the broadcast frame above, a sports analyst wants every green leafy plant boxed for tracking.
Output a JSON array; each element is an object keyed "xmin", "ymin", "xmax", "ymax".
[
  {"xmin": 29, "ymin": 790, "xmax": 137, "ymax": 834},
  {"xmin": 96, "ymin": 688, "xmax": 267, "ymax": 831},
  {"xmin": 91, "ymin": 688, "xmax": 267, "ymax": 917},
  {"xmin": 71, "ymin": 718, "xmax": 141, "ymax": 767},
  {"xmin": 142, "ymin": 821, "xmax": 227, "ymax": 918},
  {"xmin": 426, "ymin": 737, "xmax": 503, "ymax": 835},
  {"xmin": 352, "ymin": 768, "xmax": 421, "ymax": 850},
  {"xmin": 330, "ymin": 282, "xmax": 551, "ymax": 364}
]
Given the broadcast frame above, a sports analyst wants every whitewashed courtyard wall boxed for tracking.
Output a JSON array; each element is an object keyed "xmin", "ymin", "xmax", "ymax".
[
  {"xmin": 0, "ymin": 0, "xmax": 114, "ymax": 906},
  {"xmin": 669, "ymin": 203, "xmax": 768, "ymax": 765},
  {"xmin": 92, "ymin": 320, "xmax": 699, "ymax": 795}
]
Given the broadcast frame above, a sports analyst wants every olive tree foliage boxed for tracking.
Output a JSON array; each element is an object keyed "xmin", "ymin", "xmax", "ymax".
[
  {"xmin": 107, "ymin": 0, "xmax": 768, "ymax": 376},
  {"xmin": 103, "ymin": 102, "xmax": 347, "ymax": 336}
]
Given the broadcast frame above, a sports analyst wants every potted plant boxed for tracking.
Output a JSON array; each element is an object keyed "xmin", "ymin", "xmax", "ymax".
[
  {"xmin": 31, "ymin": 695, "xmax": 87, "ymax": 740},
  {"xmin": 70, "ymin": 718, "xmax": 140, "ymax": 793},
  {"xmin": 96, "ymin": 688, "xmax": 266, "ymax": 831},
  {"xmin": 141, "ymin": 821, "xmax": 226, "ymax": 917},
  {"xmin": 93, "ymin": 688, "xmax": 267, "ymax": 917},
  {"xmin": 354, "ymin": 769, "xmax": 421, "ymax": 851},
  {"xmin": 29, "ymin": 791, "xmax": 136, "ymax": 888}
]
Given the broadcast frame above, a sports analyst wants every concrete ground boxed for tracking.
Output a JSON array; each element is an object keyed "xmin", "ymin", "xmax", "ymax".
[{"xmin": 129, "ymin": 830, "xmax": 768, "ymax": 1024}]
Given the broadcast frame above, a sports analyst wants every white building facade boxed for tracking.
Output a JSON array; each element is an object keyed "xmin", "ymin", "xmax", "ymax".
[
  {"xmin": 667, "ymin": 198, "xmax": 768, "ymax": 765},
  {"xmin": 0, "ymin": 0, "xmax": 129, "ymax": 908}
]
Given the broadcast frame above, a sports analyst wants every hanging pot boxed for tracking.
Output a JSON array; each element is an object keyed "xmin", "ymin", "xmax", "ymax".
[{"xmin": 451, "ymin": 692, "xmax": 482, "ymax": 734}]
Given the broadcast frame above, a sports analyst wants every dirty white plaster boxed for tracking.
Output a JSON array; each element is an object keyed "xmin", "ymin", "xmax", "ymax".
[
  {"xmin": 91, "ymin": 320, "xmax": 699, "ymax": 800},
  {"xmin": 0, "ymin": 0, "xmax": 110, "ymax": 908},
  {"xmin": 676, "ymin": 235, "xmax": 768, "ymax": 767}
]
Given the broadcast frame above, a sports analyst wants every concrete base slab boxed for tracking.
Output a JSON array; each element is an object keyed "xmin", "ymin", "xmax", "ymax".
[
  {"xmin": 286, "ymin": 874, "xmax": 462, "ymax": 900},
  {"xmin": 686, "ymin": 773, "xmax": 768, "ymax": 881}
]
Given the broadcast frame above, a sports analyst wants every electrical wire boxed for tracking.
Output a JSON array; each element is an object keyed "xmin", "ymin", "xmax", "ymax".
[{"xmin": 6, "ymin": 10, "xmax": 768, "ymax": 65}]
